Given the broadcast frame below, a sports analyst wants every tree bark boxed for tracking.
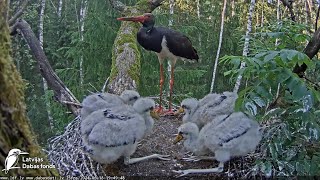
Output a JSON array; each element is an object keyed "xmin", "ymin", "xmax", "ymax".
[
  {"xmin": 293, "ymin": 27, "xmax": 320, "ymax": 77},
  {"xmin": 210, "ymin": 0, "xmax": 227, "ymax": 93},
  {"xmin": 58, "ymin": 0, "xmax": 63, "ymax": 17},
  {"xmin": 107, "ymin": 0, "xmax": 164, "ymax": 95},
  {"xmin": 233, "ymin": 0, "xmax": 256, "ymax": 93},
  {"xmin": 12, "ymin": 19, "xmax": 80, "ymax": 116},
  {"xmin": 39, "ymin": 0, "xmax": 54, "ymax": 129},
  {"xmin": 0, "ymin": 1, "xmax": 58, "ymax": 176},
  {"xmin": 79, "ymin": 0, "xmax": 88, "ymax": 87}
]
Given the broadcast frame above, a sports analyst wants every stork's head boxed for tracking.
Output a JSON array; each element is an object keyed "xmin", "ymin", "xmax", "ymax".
[
  {"xmin": 120, "ymin": 90, "xmax": 140, "ymax": 105},
  {"xmin": 117, "ymin": 13, "xmax": 155, "ymax": 27}
]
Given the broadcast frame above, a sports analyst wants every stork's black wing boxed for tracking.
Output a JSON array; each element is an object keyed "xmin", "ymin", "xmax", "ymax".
[{"xmin": 158, "ymin": 27, "xmax": 199, "ymax": 60}]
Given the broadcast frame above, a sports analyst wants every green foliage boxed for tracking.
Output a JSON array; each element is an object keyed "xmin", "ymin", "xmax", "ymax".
[
  {"xmin": 11, "ymin": 0, "xmax": 320, "ymax": 176},
  {"xmin": 222, "ymin": 20, "xmax": 320, "ymax": 176}
]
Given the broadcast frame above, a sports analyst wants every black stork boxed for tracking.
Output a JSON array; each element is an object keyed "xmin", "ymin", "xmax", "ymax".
[{"xmin": 117, "ymin": 13, "xmax": 199, "ymax": 114}]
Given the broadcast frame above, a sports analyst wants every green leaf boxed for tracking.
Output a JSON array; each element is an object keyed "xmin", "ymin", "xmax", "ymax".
[
  {"xmin": 264, "ymin": 51, "xmax": 279, "ymax": 62},
  {"xmin": 223, "ymin": 70, "xmax": 233, "ymax": 76}
]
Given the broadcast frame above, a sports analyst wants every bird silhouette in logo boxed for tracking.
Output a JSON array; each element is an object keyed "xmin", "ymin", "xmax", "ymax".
[{"xmin": 2, "ymin": 148, "xmax": 29, "ymax": 174}]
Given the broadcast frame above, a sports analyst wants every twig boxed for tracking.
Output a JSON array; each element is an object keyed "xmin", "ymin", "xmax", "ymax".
[
  {"xmin": 8, "ymin": 0, "xmax": 30, "ymax": 26},
  {"xmin": 62, "ymin": 101, "xmax": 82, "ymax": 107},
  {"xmin": 101, "ymin": 77, "xmax": 110, "ymax": 92},
  {"xmin": 303, "ymin": 76, "xmax": 320, "ymax": 90},
  {"xmin": 88, "ymin": 83, "xmax": 99, "ymax": 92}
]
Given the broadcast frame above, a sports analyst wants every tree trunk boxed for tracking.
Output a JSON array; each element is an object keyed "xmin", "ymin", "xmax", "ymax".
[
  {"xmin": 261, "ymin": 0, "xmax": 264, "ymax": 27},
  {"xmin": 12, "ymin": 19, "xmax": 80, "ymax": 116},
  {"xmin": 0, "ymin": 1, "xmax": 58, "ymax": 176},
  {"xmin": 233, "ymin": 0, "xmax": 256, "ymax": 93},
  {"xmin": 79, "ymin": 0, "xmax": 88, "ymax": 87},
  {"xmin": 39, "ymin": 0, "xmax": 54, "ymax": 129},
  {"xmin": 210, "ymin": 0, "xmax": 227, "ymax": 93},
  {"xmin": 197, "ymin": 0, "xmax": 201, "ymax": 48},
  {"xmin": 58, "ymin": 0, "xmax": 63, "ymax": 17},
  {"xmin": 107, "ymin": 0, "xmax": 164, "ymax": 95},
  {"xmin": 231, "ymin": 0, "xmax": 235, "ymax": 17}
]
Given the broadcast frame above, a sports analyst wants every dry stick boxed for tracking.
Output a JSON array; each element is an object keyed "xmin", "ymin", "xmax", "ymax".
[{"xmin": 101, "ymin": 77, "xmax": 110, "ymax": 92}]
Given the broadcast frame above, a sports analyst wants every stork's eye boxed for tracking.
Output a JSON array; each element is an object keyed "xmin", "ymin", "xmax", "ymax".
[
  {"xmin": 182, "ymin": 105, "xmax": 188, "ymax": 109},
  {"xmin": 149, "ymin": 107, "xmax": 154, "ymax": 111}
]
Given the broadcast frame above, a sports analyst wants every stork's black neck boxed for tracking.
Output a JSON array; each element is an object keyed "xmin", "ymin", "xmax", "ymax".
[{"xmin": 142, "ymin": 23, "xmax": 154, "ymax": 33}]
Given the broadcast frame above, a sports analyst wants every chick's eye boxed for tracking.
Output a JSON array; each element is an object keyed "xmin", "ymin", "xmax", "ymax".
[{"xmin": 149, "ymin": 107, "xmax": 154, "ymax": 111}]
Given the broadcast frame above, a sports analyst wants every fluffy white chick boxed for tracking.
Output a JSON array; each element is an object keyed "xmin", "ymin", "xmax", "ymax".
[
  {"xmin": 180, "ymin": 91, "xmax": 238, "ymax": 128},
  {"xmin": 80, "ymin": 98, "xmax": 169, "ymax": 165},
  {"xmin": 173, "ymin": 112, "xmax": 262, "ymax": 177},
  {"xmin": 80, "ymin": 90, "xmax": 140, "ymax": 120}
]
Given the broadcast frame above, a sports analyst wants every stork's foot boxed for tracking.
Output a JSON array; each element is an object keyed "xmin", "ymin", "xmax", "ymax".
[
  {"xmin": 162, "ymin": 109, "xmax": 175, "ymax": 116},
  {"xmin": 154, "ymin": 107, "xmax": 175, "ymax": 116},
  {"xmin": 154, "ymin": 106, "xmax": 164, "ymax": 114}
]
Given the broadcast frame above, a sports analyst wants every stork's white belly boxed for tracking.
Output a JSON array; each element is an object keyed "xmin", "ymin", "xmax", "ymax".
[{"xmin": 156, "ymin": 36, "xmax": 178, "ymax": 65}]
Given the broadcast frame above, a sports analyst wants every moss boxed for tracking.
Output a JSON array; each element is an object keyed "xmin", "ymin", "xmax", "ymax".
[
  {"xmin": 128, "ymin": 48, "xmax": 141, "ymax": 86},
  {"xmin": 0, "ymin": 3, "xmax": 58, "ymax": 176},
  {"xmin": 135, "ymin": 0, "xmax": 151, "ymax": 12},
  {"xmin": 109, "ymin": 49, "xmax": 118, "ymax": 81},
  {"xmin": 109, "ymin": 19, "xmax": 141, "ymax": 87},
  {"xmin": 108, "ymin": 0, "xmax": 157, "ymax": 90}
]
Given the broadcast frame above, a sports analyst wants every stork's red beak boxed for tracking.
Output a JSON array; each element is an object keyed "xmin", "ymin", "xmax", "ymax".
[{"xmin": 117, "ymin": 15, "xmax": 146, "ymax": 23}]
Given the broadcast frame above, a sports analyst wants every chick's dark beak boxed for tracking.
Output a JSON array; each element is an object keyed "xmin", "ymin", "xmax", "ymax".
[{"xmin": 173, "ymin": 132, "xmax": 183, "ymax": 144}]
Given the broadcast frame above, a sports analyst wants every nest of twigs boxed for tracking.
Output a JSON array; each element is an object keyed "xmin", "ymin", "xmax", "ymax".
[{"xmin": 46, "ymin": 99, "xmax": 266, "ymax": 178}]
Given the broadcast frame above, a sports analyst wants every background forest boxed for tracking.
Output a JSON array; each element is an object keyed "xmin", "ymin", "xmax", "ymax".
[{"xmin": 7, "ymin": 0, "xmax": 320, "ymax": 176}]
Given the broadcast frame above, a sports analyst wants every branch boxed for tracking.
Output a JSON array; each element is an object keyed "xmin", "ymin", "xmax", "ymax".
[
  {"xmin": 8, "ymin": 0, "xmax": 30, "ymax": 26},
  {"xmin": 280, "ymin": 0, "xmax": 295, "ymax": 21},
  {"xmin": 14, "ymin": 19, "xmax": 80, "ymax": 116},
  {"xmin": 293, "ymin": 27, "xmax": 320, "ymax": 77},
  {"xmin": 108, "ymin": 0, "xmax": 127, "ymax": 12}
]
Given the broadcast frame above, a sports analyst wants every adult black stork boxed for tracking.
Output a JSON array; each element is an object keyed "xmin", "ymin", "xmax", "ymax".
[{"xmin": 117, "ymin": 13, "xmax": 199, "ymax": 114}]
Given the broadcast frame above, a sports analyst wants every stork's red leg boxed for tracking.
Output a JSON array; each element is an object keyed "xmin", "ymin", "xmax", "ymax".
[
  {"xmin": 166, "ymin": 65, "xmax": 175, "ymax": 114},
  {"xmin": 155, "ymin": 64, "xmax": 165, "ymax": 113}
]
